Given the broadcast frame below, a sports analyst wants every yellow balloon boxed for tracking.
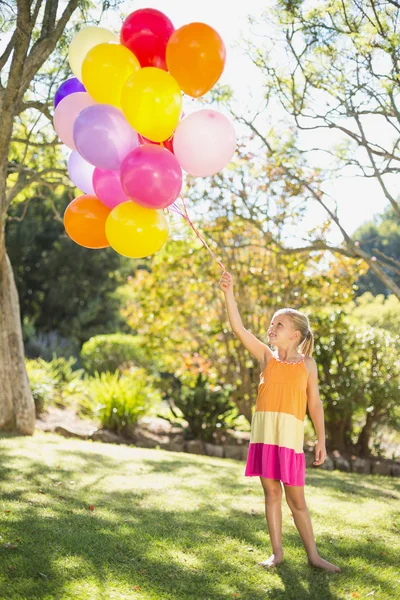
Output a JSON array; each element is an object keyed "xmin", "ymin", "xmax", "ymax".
[
  {"xmin": 106, "ymin": 201, "xmax": 169, "ymax": 258},
  {"xmin": 69, "ymin": 27, "xmax": 118, "ymax": 81},
  {"xmin": 82, "ymin": 43, "xmax": 141, "ymax": 107},
  {"xmin": 121, "ymin": 67, "xmax": 182, "ymax": 142}
]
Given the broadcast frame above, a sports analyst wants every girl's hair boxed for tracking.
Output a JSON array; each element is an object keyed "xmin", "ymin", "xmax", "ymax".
[{"xmin": 274, "ymin": 308, "xmax": 314, "ymax": 357}]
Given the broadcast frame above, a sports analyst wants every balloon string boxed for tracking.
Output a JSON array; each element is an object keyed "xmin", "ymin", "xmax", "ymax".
[{"xmin": 167, "ymin": 196, "xmax": 226, "ymax": 272}]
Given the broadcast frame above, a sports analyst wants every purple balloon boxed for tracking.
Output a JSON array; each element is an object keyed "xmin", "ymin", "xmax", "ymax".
[
  {"xmin": 92, "ymin": 168, "xmax": 128, "ymax": 209},
  {"xmin": 120, "ymin": 145, "xmax": 182, "ymax": 210},
  {"xmin": 73, "ymin": 105, "xmax": 139, "ymax": 171},
  {"xmin": 54, "ymin": 77, "xmax": 86, "ymax": 108}
]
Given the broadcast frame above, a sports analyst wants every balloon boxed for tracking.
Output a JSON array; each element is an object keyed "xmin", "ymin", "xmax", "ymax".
[
  {"xmin": 121, "ymin": 67, "xmax": 181, "ymax": 142},
  {"xmin": 64, "ymin": 195, "xmax": 111, "ymax": 249},
  {"xmin": 139, "ymin": 134, "xmax": 175, "ymax": 154},
  {"xmin": 54, "ymin": 77, "xmax": 86, "ymax": 108},
  {"xmin": 120, "ymin": 145, "xmax": 182, "ymax": 210},
  {"xmin": 120, "ymin": 8, "xmax": 174, "ymax": 70},
  {"xmin": 67, "ymin": 151, "xmax": 95, "ymax": 194},
  {"xmin": 105, "ymin": 201, "xmax": 169, "ymax": 258},
  {"xmin": 73, "ymin": 104, "xmax": 139, "ymax": 170},
  {"xmin": 173, "ymin": 109, "xmax": 236, "ymax": 177},
  {"xmin": 53, "ymin": 92, "xmax": 96, "ymax": 150},
  {"xmin": 81, "ymin": 43, "xmax": 141, "ymax": 107},
  {"xmin": 92, "ymin": 168, "xmax": 129, "ymax": 209},
  {"xmin": 166, "ymin": 23, "xmax": 226, "ymax": 97},
  {"xmin": 68, "ymin": 26, "xmax": 118, "ymax": 81}
]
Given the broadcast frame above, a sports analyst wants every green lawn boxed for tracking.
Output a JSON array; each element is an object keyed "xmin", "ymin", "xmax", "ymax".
[{"xmin": 0, "ymin": 432, "xmax": 399, "ymax": 600}]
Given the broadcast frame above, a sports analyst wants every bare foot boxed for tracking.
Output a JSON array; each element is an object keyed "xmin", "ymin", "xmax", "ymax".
[
  {"xmin": 258, "ymin": 553, "xmax": 284, "ymax": 568},
  {"xmin": 308, "ymin": 555, "xmax": 341, "ymax": 573}
]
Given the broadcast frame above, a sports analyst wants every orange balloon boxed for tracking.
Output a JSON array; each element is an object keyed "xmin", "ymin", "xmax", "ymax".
[
  {"xmin": 64, "ymin": 194, "xmax": 111, "ymax": 249},
  {"xmin": 166, "ymin": 22, "xmax": 226, "ymax": 97}
]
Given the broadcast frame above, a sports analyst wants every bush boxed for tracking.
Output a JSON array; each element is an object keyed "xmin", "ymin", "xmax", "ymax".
[
  {"xmin": 313, "ymin": 310, "xmax": 400, "ymax": 456},
  {"xmin": 161, "ymin": 372, "xmax": 236, "ymax": 442},
  {"xmin": 26, "ymin": 359, "xmax": 55, "ymax": 415},
  {"xmin": 26, "ymin": 356, "xmax": 84, "ymax": 413},
  {"xmin": 80, "ymin": 368, "xmax": 160, "ymax": 433},
  {"xmin": 80, "ymin": 334, "xmax": 148, "ymax": 375}
]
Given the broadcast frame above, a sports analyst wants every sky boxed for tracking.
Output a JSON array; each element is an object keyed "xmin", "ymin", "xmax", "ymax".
[{"xmin": 108, "ymin": 0, "xmax": 391, "ymax": 245}]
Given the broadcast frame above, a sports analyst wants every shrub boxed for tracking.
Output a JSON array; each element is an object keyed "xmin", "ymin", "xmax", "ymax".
[
  {"xmin": 26, "ymin": 359, "xmax": 55, "ymax": 415},
  {"xmin": 313, "ymin": 310, "xmax": 400, "ymax": 456},
  {"xmin": 161, "ymin": 372, "xmax": 236, "ymax": 442},
  {"xmin": 26, "ymin": 356, "xmax": 84, "ymax": 413},
  {"xmin": 80, "ymin": 334, "xmax": 148, "ymax": 375},
  {"xmin": 80, "ymin": 368, "xmax": 160, "ymax": 433}
]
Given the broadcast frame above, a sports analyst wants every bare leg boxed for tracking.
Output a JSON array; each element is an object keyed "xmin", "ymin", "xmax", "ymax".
[
  {"xmin": 258, "ymin": 477, "xmax": 284, "ymax": 567},
  {"xmin": 283, "ymin": 484, "xmax": 341, "ymax": 573}
]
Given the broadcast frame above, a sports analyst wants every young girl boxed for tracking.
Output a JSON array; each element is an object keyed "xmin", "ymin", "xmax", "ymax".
[{"xmin": 219, "ymin": 271, "xmax": 341, "ymax": 574}]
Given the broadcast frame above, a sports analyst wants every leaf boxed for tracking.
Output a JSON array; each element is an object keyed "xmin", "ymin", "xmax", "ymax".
[{"xmin": 89, "ymin": 505, "xmax": 95, "ymax": 511}]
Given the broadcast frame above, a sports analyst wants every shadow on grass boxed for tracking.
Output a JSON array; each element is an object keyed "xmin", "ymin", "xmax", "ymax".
[{"xmin": 0, "ymin": 437, "xmax": 397, "ymax": 600}]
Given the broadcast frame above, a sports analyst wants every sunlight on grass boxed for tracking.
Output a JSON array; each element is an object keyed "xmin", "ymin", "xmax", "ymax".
[{"xmin": 0, "ymin": 432, "xmax": 399, "ymax": 600}]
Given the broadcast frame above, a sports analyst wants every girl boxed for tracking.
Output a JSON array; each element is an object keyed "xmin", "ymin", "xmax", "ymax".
[{"xmin": 219, "ymin": 271, "xmax": 341, "ymax": 574}]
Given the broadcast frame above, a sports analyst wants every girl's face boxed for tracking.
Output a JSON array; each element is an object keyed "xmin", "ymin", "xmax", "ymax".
[{"xmin": 267, "ymin": 314, "xmax": 299, "ymax": 346}]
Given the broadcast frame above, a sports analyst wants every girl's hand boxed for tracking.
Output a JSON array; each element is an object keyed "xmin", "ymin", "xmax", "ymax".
[
  {"xmin": 219, "ymin": 271, "xmax": 233, "ymax": 294},
  {"xmin": 313, "ymin": 442, "xmax": 327, "ymax": 466}
]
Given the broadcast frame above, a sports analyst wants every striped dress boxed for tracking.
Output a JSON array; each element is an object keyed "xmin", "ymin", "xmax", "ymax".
[{"xmin": 244, "ymin": 354, "xmax": 308, "ymax": 486}]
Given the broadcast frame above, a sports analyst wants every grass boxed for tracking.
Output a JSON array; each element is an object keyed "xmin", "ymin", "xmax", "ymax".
[{"xmin": 0, "ymin": 432, "xmax": 399, "ymax": 600}]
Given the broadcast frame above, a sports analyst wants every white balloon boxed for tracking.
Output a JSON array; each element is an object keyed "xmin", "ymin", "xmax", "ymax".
[{"xmin": 67, "ymin": 151, "xmax": 95, "ymax": 194}]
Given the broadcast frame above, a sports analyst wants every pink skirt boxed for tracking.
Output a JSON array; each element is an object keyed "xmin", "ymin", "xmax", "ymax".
[{"xmin": 244, "ymin": 443, "xmax": 305, "ymax": 486}]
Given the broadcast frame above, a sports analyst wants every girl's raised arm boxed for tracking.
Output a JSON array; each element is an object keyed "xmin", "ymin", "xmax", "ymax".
[{"xmin": 219, "ymin": 271, "xmax": 273, "ymax": 364}]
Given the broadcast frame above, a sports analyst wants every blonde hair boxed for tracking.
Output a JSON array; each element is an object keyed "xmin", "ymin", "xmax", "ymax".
[{"xmin": 274, "ymin": 308, "xmax": 314, "ymax": 357}]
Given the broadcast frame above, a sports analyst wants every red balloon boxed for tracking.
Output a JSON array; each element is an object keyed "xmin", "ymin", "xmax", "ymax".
[
  {"xmin": 139, "ymin": 134, "xmax": 175, "ymax": 154},
  {"xmin": 120, "ymin": 8, "xmax": 174, "ymax": 70}
]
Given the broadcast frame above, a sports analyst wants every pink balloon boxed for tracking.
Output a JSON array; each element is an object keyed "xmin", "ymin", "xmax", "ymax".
[
  {"xmin": 53, "ymin": 92, "xmax": 96, "ymax": 150},
  {"xmin": 92, "ymin": 168, "xmax": 129, "ymax": 209},
  {"xmin": 120, "ymin": 145, "xmax": 182, "ymax": 209},
  {"xmin": 173, "ymin": 109, "xmax": 236, "ymax": 177}
]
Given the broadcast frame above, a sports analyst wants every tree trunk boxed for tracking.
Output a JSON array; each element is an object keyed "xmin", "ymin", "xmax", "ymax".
[
  {"xmin": 355, "ymin": 413, "xmax": 379, "ymax": 458},
  {"xmin": 0, "ymin": 248, "xmax": 35, "ymax": 434}
]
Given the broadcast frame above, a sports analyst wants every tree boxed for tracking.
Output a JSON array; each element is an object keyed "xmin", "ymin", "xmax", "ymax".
[
  {"xmin": 0, "ymin": 0, "xmax": 122, "ymax": 433},
  {"xmin": 353, "ymin": 207, "xmax": 400, "ymax": 296},
  {"xmin": 6, "ymin": 186, "xmax": 130, "ymax": 351},
  {"xmin": 222, "ymin": 0, "xmax": 400, "ymax": 298},
  {"xmin": 314, "ymin": 310, "xmax": 399, "ymax": 457},
  {"xmin": 121, "ymin": 210, "xmax": 361, "ymax": 424}
]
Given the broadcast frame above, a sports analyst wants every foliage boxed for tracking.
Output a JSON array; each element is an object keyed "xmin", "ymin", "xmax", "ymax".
[
  {"xmin": 346, "ymin": 292, "xmax": 400, "ymax": 334},
  {"xmin": 121, "ymin": 212, "xmax": 362, "ymax": 423},
  {"xmin": 79, "ymin": 368, "xmax": 160, "ymax": 433},
  {"xmin": 25, "ymin": 359, "xmax": 55, "ymax": 415},
  {"xmin": 157, "ymin": 354, "xmax": 236, "ymax": 442},
  {"xmin": 6, "ymin": 188, "xmax": 132, "ymax": 349},
  {"xmin": 353, "ymin": 207, "xmax": 400, "ymax": 297},
  {"xmin": 80, "ymin": 333, "xmax": 150, "ymax": 375},
  {"xmin": 26, "ymin": 356, "xmax": 84, "ymax": 413},
  {"xmin": 313, "ymin": 310, "xmax": 400, "ymax": 456}
]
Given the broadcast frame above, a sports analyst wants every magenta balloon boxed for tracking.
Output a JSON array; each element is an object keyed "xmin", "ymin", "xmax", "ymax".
[
  {"xmin": 173, "ymin": 109, "xmax": 236, "ymax": 177},
  {"xmin": 92, "ymin": 168, "xmax": 129, "ymax": 209},
  {"xmin": 120, "ymin": 145, "xmax": 182, "ymax": 209},
  {"xmin": 53, "ymin": 92, "xmax": 96, "ymax": 150},
  {"xmin": 73, "ymin": 104, "xmax": 139, "ymax": 170},
  {"xmin": 68, "ymin": 151, "xmax": 95, "ymax": 194}
]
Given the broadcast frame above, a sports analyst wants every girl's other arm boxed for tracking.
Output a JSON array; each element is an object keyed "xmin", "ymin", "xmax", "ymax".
[{"xmin": 219, "ymin": 271, "xmax": 272, "ymax": 364}]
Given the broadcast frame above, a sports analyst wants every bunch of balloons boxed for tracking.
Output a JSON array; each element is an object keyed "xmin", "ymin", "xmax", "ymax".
[{"xmin": 54, "ymin": 8, "xmax": 236, "ymax": 258}]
